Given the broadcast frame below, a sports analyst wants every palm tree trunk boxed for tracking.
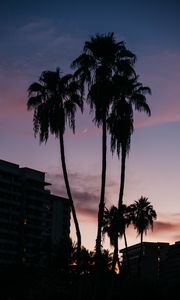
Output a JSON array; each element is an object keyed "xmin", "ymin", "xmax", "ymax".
[
  {"xmin": 107, "ymin": 237, "xmax": 119, "ymax": 300},
  {"xmin": 118, "ymin": 143, "xmax": 126, "ymax": 207},
  {"xmin": 123, "ymin": 232, "xmax": 131, "ymax": 277},
  {"xmin": 118, "ymin": 144, "xmax": 131, "ymax": 276},
  {"xmin": 112, "ymin": 237, "xmax": 119, "ymax": 273},
  {"xmin": 59, "ymin": 130, "xmax": 81, "ymax": 267},
  {"xmin": 138, "ymin": 232, "xmax": 143, "ymax": 277},
  {"xmin": 95, "ymin": 116, "xmax": 107, "ymax": 267}
]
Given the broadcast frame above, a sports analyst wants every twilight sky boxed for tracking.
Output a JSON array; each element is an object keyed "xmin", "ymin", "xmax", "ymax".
[{"xmin": 1, "ymin": 0, "xmax": 180, "ymax": 251}]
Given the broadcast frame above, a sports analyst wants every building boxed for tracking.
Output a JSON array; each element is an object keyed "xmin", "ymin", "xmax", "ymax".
[
  {"xmin": 160, "ymin": 241, "xmax": 180, "ymax": 286},
  {"xmin": 51, "ymin": 194, "xmax": 70, "ymax": 245},
  {"xmin": 120, "ymin": 242, "xmax": 169, "ymax": 282},
  {"xmin": 0, "ymin": 159, "xmax": 70, "ymax": 267}
]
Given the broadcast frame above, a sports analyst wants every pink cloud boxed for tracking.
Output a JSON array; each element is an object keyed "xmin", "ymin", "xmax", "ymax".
[
  {"xmin": 77, "ymin": 207, "xmax": 97, "ymax": 221},
  {"xmin": 135, "ymin": 112, "xmax": 180, "ymax": 129},
  {"xmin": 153, "ymin": 220, "xmax": 180, "ymax": 232}
]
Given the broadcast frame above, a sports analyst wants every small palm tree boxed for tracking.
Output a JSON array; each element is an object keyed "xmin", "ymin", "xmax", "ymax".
[
  {"xmin": 102, "ymin": 205, "xmax": 128, "ymax": 273},
  {"xmin": 27, "ymin": 68, "xmax": 83, "ymax": 266},
  {"xmin": 130, "ymin": 196, "xmax": 157, "ymax": 276},
  {"xmin": 72, "ymin": 33, "xmax": 136, "ymax": 265}
]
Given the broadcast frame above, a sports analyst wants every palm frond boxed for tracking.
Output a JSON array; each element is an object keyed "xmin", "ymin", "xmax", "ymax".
[
  {"xmin": 27, "ymin": 67, "xmax": 83, "ymax": 141},
  {"xmin": 131, "ymin": 94, "xmax": 151, "ymax": 116},
  {"xmin": 27, "ymin": 95, "xmax": 42, "ymax": 110},
  {"xmin": 28, "ymin": 82, "xmax": 44, "ymax": 94},
  {"xmin": 130, "ymin": 196, "xmax": 157, "ymax": 236}
]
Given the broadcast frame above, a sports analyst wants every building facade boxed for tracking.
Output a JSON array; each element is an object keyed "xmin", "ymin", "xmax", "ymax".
[
  {"xmin": 0, "ymin": 159, "xmax": 70, "ymax": 267},
  {"xmin": 120, "ymin": 242, "xmax": 169, "ymax": 282},
  {"xmin": 160, "ymin": 241, "xmax": 180, "ymax": 286}
]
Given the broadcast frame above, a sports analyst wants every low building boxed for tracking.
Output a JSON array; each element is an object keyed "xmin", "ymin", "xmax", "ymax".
[
  {"xmin": 160, "ymin": 241, "xmax": 180, "ymax": 286},
  {"xmin": 120, "ymin": 242, "xmax": 169, "ymax": 282},
  {"xmin": 0, "ymin": 159, "xmax": 70, "ymax": 267}
]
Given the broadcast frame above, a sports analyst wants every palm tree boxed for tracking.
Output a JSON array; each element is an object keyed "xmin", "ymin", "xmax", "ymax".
[
  {"xmin": 130, "ymin": 196, "xmax": 157, "ymax": 276},
  {"xmin": 107, "ymin": 72, "xmax": 151, "ymax": 277},
  {"xmin": 107, "ymin": 97, "xmax": 133, "ymax": 210},
  {"xmin": 108, "ymin": 76, "xmax": 151, "ymax": 209},
  {"xmin": 71, "ymin": 33, "xmax": 136, "ymax": 264},
  {"xmin": 102, "ymin": 205, "xmax": 128, "ymax": 273},
  {"xmin": 27, "ymin": 68, "xmax": 83, "ymax": 265}
]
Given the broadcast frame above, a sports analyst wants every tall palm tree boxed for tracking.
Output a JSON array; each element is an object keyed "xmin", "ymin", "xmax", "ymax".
[
  {"xmin": 107, "ymin": 73, "xmax": 151, "ymax": 277},
  {"xmin": 108, "ymin": 76, "xmax": 151, "ymax": 209},
  {"xmin": 27, "ymin": 68, "xmax": 83, "ymax": 265},
  {"xmin": 71, "ymin": 33, "xmax": 136, "ymax": 264},
  {"xmin": 130, "ymin": 196, "xmax": 157, "ymax": 276}
]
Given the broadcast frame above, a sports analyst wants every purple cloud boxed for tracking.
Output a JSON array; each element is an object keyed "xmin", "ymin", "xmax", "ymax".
[{"xmin": 46, "ymin": 170, "xmax": 117, "ymax": 220}]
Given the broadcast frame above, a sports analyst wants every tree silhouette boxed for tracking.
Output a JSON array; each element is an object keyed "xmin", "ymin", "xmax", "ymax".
[
  {"xmin": 106, "ymin": 60, "xmax": 151, "ymax": 279},
  {"xmin": 103, "ymin": 206, "xmax": 121, "ymax": 272},
  {"xmin": 108, "ymin": 77, "xmax": 151, "ymax": 209},
  {"xmin": 106, "ymin": 46, "xmax": 151, "ymax": 279},
  {"xmin": 102, "ymin": 205, "xmax": 131, "ymax": 274},
  {"xmin": 27, "ymin": 68, "xmax": 83, "ymax": 266},
  {"xmin": 72, "ymin": 33, "xmax": 136, "ymax": 266},
  {"xmin": 130, "ymin": 196, "xmax": 157, "ymax": 276}
]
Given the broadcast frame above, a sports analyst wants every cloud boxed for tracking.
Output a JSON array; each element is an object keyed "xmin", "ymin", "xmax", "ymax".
[
  {"xmin": 47, "ymin": 168, "xmax": 180, "ymax": 242},
  {"xmin": 17, "ymin": 19, "xmax": 57, "ymax": 44},
  {"xmin": 46, "ymin": 170, "xmax": 117, "ymax": 221},
  {"xmin": 143, "ymin": 214, "xmax": 180, "ymax": 244},
  {"xmin": 160, "ymin": 214, "xmax": 180, "ymax": 243},
  {"xmin": 153, "ymin": 220, "xmax": 180, "ymax": 232},
  {"xmin": 45, "ymin": 170, "xmax": 179, "ymax": 248},
  {"xmin": 171, "ymin": 235, "xmax": 180, "ymax": 242},
  {"xmin": 14, "ymin": 19, "xmax": 84, "ymax": 71},
  {"xmin": 76, "ymin": 207, "xmax": 97, "ymax": 221},
  {"xmin": 20, "ymin": 19, "xmax": 54, "ymax": 33},
  {"xmin": 18, "ymin": 19, "xmax": 83, "ymax": 48}
]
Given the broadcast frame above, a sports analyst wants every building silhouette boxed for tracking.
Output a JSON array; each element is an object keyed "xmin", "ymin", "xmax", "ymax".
[
  {"xmin": 0, "ymin": 159, "xmax": 70, "ymax": 267},
  {"xmin": 121, "ymin": 241, "xmax": 180, "ymax": 285},
  {"xmin": 120, "ymin": 242, "xmax": 169, "ymax": 282},
  {"xmin": 160, "ymin": 241, "xmax": 180, "ymax": 286}
]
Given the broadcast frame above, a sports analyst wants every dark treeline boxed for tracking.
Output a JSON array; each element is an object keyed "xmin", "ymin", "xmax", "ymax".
[{"xmin": 1, "ymin": 239, "xmax": 177, "ymax": 300}]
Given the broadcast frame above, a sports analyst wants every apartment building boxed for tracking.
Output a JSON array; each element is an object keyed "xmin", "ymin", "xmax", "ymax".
[
  {"xmin": 160, "ymin": 241, "xmax": 180, "ymax": 286},
  {"xmin": 120, "ymin": 241, "xmax": 169, "ymax": 282},
  {"xmin": 0, "ymin": 159, "xmax": 70, "ymax": 267}
]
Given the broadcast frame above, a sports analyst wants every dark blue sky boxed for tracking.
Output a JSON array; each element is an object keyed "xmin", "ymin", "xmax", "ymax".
[
  {"xmin": 1, "ymin": 0, "xmax": 180, "ymax": 54},
  {"xmin": 0, "ymin": 0, "xmax": 179, "ymax": 82}
]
